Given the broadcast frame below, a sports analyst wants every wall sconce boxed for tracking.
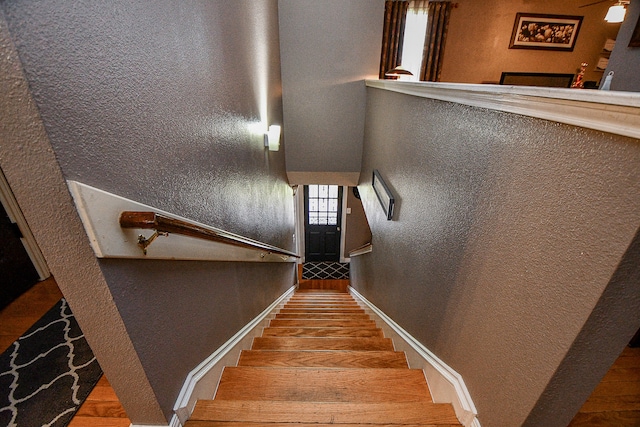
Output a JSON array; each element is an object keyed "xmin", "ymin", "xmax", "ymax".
[
  {"xmin": 264, "ymin": 125, "xmax": 281, "ymax": 151},
  {"xmin": 605, "ymin": 1, "xmax": 629, "ymax": 23},
  {"xmin": 385, "ymin": 65, "xmax": 414, "ymax": 81}
]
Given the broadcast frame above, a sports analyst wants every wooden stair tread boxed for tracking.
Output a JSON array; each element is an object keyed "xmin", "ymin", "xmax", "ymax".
[
  {"xmin": 216, "ymin": 367, "xmax": 431, "ymax": 403},
  {"xmin": 252, "ymin": 337, "xmax": 394, "ymax": 351},
  {"xmin": 269, "ymin": 319, "xmax": 376, "ymax": 328},
  {"xmin": 189, "ymin": 401, "xmax": 460, "ymax": 425},
  {"xmin": 296, "ymin": 290, "xmax": 351, "ymax": 296},
  {"xmin": 184, "ymin": 290, "xmax": 462, "ymax": 427},
  {"xmin": 275, "ymin": 313, "xmax": 370, "ymax": 319},
  {"xmin": 186, "ymin": 423, "xmax": 461, "ymax": 427},
  {"xmin": 262, "ymin": 327, "xmax": 383, "ymax": 338},
  {"xmin": 238, "ymin": 350, "xmax": 408, "ymax": 368}
]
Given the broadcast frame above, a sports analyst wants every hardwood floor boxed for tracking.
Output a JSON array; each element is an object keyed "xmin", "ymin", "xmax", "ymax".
[
  {"xmin": 4, "ymin": 278, "xmax": 638, "ymax": 426},
  {"xmin": 0, "ymin": 276, "xmax": 130, "ymax": 426},
  {"xmin": 568, "ymin": 346, "xmax": 640, "ymax": 426}
]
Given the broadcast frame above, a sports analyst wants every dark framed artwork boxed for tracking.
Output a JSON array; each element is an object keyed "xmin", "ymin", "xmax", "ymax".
[
  {"xmin": 630, "ymin": 13, "xmax": 640, "ymax": 47},
  {"xmin": 509, "ymin": 13, "xmax": 583, "ymax": 51},
  {"xmin": 372, "ymin": 170, "xmax": 394, "ymax": 221},
  {"xmin": 500, "ymin": 72, "xmax": 574, "ymax": 88}
]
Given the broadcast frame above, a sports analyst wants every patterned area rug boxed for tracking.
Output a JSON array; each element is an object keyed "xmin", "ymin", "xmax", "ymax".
[
  {"xmin": 302, "ymin": 262, "xmax": 350, "ymax": 280},
  {"xmin": 0, "ymin": 299, "xmax": 102, "ymax": 426}
]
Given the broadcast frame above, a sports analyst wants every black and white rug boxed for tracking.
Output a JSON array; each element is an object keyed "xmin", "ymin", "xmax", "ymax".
[
  {"xmin": 302, "ymin": 262, "xmax": 350, "ymax": 280},
  {"xmin": 0, "ymin": 298, "xmax": 102, "ymax": 426}
]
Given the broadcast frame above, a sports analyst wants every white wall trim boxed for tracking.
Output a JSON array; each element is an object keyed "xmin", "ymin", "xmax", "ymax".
[
  {"xmin": 366, "ymin": 80, "xmax": 640, "ymax": 140},
  {"xmin": 295, "ymin": 185, "xmax": 305, "ymax": 264},
  {"xmin": 171, "ymin": 285, "xmax": 295, "ymax": 426},
  {"xmin": 67, "ymin": 180, "xmax": 297, "ymax": 263},
  {"xmin": 349, "ymin": 243, "xmax": 372, "ymax": 257},
  {"xmin": 0, "ymin": 169, "xmax": 50, "ymax": 280},
  {"xmin": 349, "ymin": 286, "xmax": 480, "ymax": 427},
  {"xmin": 340, "ymin": 185, "xmax": 349, "ymax": 263}
]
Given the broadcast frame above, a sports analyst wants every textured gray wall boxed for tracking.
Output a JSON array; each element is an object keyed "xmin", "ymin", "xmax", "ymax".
[
  {"xmin": 605, "ymin": 0, "xmax": 640, "ymax": 92},
  {"xmin": 353, "ymin": 88, "xmax": 640, "ymax": 426},
  {"xmin": 279, "ymin": 0, "xmax": 384, "ymax": 185},
  {"xmin": 1, "ymin": 0, "xmax": 295, "ymax": 422}
]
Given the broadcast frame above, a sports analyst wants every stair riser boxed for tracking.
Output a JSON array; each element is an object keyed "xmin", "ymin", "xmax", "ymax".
[
  {"xmin": 275, "ymin": 313, "xmax": 370, "ymax": 319},
  {"xmin": 262, "ymin": 327, "xmax": 383, "ymax": 338},
  {"xmin": 268, "ymin": 319, "xmax": 377, "ymax": 328},
  {"xmin": 252, "ymin": 337, "xmax": 394, "ymax": 351}
]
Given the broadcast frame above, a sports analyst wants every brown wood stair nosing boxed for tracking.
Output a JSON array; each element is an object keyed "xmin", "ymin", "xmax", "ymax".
[
  {"xmin": 261, "ymin": 327, "xmax": 383, "ymax": 338},
  {"xmin": 285, "ymin": 300, "xmax": 360, "ymax": 305},
  {"xmin": 252, "ymin": 336, "xmax": 394, "ymax": 351},
  {"xmin": 215, "ymin": 367, "xmax": 431, "ymax": 403},
  {"xmin": 279, "ymin": 306, "xmax": 365, "ymax": 314},
  {"xmin": 237, "ymin": 350, "xmax": 409, "ymax": 368},
  {"xmin": 268, "ymin": 318, "xmax": 377, "ymax": 328},
  {"xmin": 188, "ymin": 401, "xmax": 460, "ymax": 425}
]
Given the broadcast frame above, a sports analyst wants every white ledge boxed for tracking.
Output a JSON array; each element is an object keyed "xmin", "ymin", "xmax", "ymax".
[
  {"xmin": 366, "ymin": 80, "xmax": 640, "ymax": 140},
  {"xmin": 68, "ymin": 181, "xmax": 297, "ymax": 262},
  {"xmin": 349, "ymin": 243, "xmax": 372, "ymax": 257}
]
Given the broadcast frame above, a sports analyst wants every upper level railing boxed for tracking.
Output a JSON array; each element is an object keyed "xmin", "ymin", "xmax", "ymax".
[{"xmin": 119, "ymin": 211, "xmax": 299, "ymax": 258}]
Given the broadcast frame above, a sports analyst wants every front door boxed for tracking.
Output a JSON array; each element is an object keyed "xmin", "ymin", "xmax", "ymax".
[{"xmin": 304, "ymin": 185, "xmax": 342, "ymax": 262}]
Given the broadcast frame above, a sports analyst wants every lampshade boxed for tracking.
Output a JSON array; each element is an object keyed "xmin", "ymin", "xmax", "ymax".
[
  {"xmin": 385, "ymin": 65, "xmax": 414, "ymax": 77},
  {"xmin": 605, "ymin": 3, "xmax": 626, "ymax": 23},
  {"xmin": 266, "ymin": 125, "xmax": 281, "ymax": 151}
]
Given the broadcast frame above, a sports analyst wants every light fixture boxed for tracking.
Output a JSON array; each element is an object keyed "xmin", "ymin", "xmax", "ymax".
[
  {"xmin": 264, "ymin": 125, "xmax": 281, "ymax": 151},
  {"xmin": 605, "ymin": 1, "xmax": 628, "ymax": 23},
  {"xmin": 385, "ymin": 65, "xmax": 414, "ymax": 80}
]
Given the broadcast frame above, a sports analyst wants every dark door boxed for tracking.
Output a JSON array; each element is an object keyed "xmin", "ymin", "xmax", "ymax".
[
  {"xmin": 304, "ymin": 185, "xmax": 342, "ymax": 262},
  {"xmin": 0, "ymin": 202, "xmax": 39, "ymax": 310}
]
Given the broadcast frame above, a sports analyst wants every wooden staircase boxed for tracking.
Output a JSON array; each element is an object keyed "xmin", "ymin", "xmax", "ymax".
[{"xmin": 185, "ymin": 289, "xmax": 462, "ymax": 426}]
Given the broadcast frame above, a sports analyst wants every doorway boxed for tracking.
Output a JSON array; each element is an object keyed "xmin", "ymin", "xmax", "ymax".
[{"xmin": 304, "ymin": 185, "xmax": 343, "ymax": 262}]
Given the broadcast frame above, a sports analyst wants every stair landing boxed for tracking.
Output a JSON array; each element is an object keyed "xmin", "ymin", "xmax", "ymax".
[{"xmin": 186, "ymin": 289, "xmax": 461, "ymax": 426}]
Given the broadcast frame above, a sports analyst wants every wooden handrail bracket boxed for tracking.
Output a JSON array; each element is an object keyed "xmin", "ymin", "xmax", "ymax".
[{"xmin": 120, "ymin": 211, "xmax": 299, "ymax": 259}]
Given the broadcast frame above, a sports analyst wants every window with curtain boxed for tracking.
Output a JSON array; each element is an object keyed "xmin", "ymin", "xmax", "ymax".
[
  {"xmin": 401, "ymin": 0, "xmax": 429, "ymax": 80},
  {"xmin": 379, "ymin": 0, "xmax": 452, "ymax": 82}
]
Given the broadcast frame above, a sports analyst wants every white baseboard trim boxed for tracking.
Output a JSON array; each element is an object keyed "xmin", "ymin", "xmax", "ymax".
[
  {"xmin": 171, "ymin": 285, "xmax": 296, "ymax": 426},
  {"xmin": 349, "ymin": 286, "xmax": 480, "ymax": 427}
]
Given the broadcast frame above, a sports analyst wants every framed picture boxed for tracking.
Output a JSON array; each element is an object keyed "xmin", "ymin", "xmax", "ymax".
[
  {"xmin": 509, "ymin": 13, "xmax": 583, "ymax": 51},
  {"xmin": 372, "ymin": 170, "xmax": 394, "ymax": 221},
  {"xmin": 629, "ymin": 13, "xmax": 640, "ymax": 47}
]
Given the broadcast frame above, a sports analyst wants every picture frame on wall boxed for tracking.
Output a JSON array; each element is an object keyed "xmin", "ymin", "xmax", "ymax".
[
  {"xmin": 372, "ymin": 169, "xmax": 395, "ymax": 221},
  {"xmin": 509, "ymin": 13, "xmax": 583, "ymax": 51}
]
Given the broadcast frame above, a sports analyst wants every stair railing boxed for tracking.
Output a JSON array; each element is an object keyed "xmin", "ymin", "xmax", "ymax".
[{"xmin": 119, "ymin": 211, "xmax": 299, "ymax": 259}]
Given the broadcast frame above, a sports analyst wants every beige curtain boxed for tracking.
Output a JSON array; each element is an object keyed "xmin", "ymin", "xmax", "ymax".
[
  {"xmin": 379, "ymin": 0, "xmax": 409, "ymax": 79},
  {"xmin": 420, "ymin": 1, "xmax": 452, "ymax": 82}
]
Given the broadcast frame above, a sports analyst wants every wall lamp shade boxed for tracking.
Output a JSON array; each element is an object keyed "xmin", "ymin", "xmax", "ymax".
[
  {"xmin": 265, "ymin": 125, "xmax": 281, "ymax": 151},
  {"xmin": 605, "ymin": 3, "xmax": 627, "ymax": 23},
  {"xmin": 385, "ymin": 65, "xmax": 413, "ymax": 78}
]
